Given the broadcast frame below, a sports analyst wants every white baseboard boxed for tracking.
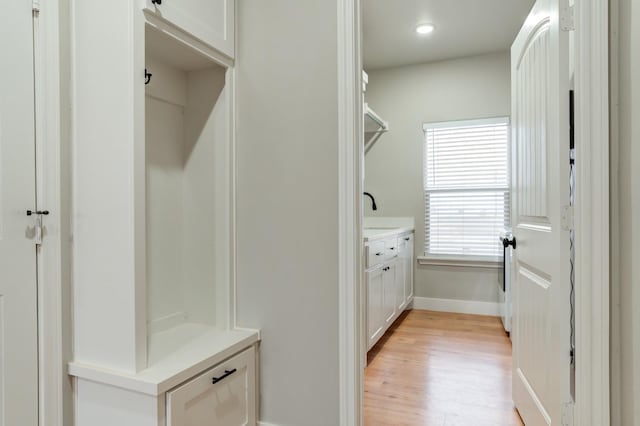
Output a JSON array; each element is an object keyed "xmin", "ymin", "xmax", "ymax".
[
  {"xmin": 258, "ymin": 422, "xmax": 281, "ymax": 426},
  {"xmin": 411, "ymin": 296, "xmax": 502, "ymax": 317}
]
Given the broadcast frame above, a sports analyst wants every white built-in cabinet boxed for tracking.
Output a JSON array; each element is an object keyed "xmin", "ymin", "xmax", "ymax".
[
  {"xmin": 143, "ymin": 0, "xmax": 235, "ymax": 59},
  {"xmin": 365, "ymin": 232, "xmax": 414, "ymax": 350},
  {"xmin": 69, "ymin": 1, "xmax": 257, "ymax": 425}
]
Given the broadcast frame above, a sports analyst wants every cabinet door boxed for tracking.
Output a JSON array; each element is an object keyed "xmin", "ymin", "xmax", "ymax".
[
  {"xmin": 404, "ymin": 236, "xmax": 414, "ymax": 302},
  {"xmin": 167, "ymin": 347, "xmax": 256, "ymax": 426},
  {"xmin": 382, "ymin": 261, "xmax": 397, "ymax": 325},
  {"xmin": 143, "ymin": 0, "xmax": 235, "ymax": 58},
  {"xmin": 367, "ymin": 266, "xmax": 384, "ymax": 349},
  {"xmin": 396, "ymin": 240, "xmax": 407, "ymax": 311}
]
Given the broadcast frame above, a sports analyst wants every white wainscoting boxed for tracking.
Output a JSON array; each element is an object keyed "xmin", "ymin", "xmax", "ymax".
[{"xmin": 411, "ymin": 296, "xmax": 502, "ymax": 317}]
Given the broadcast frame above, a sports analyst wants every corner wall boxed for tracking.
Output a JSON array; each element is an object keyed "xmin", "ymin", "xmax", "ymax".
[
  {"xmin": 235, "ymin": 2, "xmax": 340, "ymax": 425},
  {"xmin": 364, "ymin": 52, "xmax": 511, "ymax": 304}
]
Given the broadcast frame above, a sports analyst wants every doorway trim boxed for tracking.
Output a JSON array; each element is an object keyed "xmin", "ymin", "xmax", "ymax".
[
  {"xmin": 336, "ymin": 0, "xmax": 611, "ymax": 424},
  {"xmin": 337, "ymin": 0, "xmax": 363, "ymax": 425},
  {"xmin": 34, "ymin": 0, "xmax": 66, "ymax": 425},
  {"xmin": 574, "ymin": 0, "xmax": 610, "ymax": 424}
]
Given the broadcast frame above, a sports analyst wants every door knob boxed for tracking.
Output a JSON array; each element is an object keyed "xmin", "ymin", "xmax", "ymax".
[{"xmin": 502, "ymin": 236, "xmax": 517, "ymax": 249}]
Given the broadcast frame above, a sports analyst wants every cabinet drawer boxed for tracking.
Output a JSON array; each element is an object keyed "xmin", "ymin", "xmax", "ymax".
[
  {"xmin": 167, "ymin": 346, "xmax": 256, "ymax": 426},
  {"xmin": 385, "ymin": 238, "xmax": 399, "ymax": 259},
  {"xmin": 367, "ymin": 241, "xmax": 386, "ymax": 269},
  {"xmin": 398, "ymin": 235, "xmax": 411, "ymax": 253},
  {"xmin": 143, "ymin": 0, "xmax": 235, "ymax": 58}
]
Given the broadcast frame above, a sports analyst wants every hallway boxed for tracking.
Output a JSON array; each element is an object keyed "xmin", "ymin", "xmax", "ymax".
[{"xmin": 364, "ymin": 310, "xmax": 523, "ymax": 426}]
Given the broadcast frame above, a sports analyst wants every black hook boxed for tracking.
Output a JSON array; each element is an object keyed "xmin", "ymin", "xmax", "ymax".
[
  {"xmin": 152, "ymin": 0, "xmax": 162, "ymax": 5},
  {"xmin": 145, "ymin": 69, "xmax": 152, "ymax": 85}
]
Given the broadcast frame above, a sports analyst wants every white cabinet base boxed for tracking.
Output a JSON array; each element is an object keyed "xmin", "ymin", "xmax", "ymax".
[
  {"xmin": 365, "ymin": 231, "xmax": 414, "ymax": 351},
  {"xmin": 71, "ymin": 332, "xmax": 259, "ymax": 426},
  {"xmin": 75, "ymin": 379, "xmax": 164, "ymax": 426}
]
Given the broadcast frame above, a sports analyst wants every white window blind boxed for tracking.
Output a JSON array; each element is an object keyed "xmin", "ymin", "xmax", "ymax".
[{"xmin": 423, "ymin": 117, "xmax": 510, "ymax": 260}]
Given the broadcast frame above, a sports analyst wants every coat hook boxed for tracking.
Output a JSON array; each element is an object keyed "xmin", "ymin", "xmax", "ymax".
[
  {"xmin": 152, "ymin": 0, "xmax": 162, "ymax": 5},
  {"xmin": 145, "ymin": 69, "xmax": 152, "ymax": 85}
]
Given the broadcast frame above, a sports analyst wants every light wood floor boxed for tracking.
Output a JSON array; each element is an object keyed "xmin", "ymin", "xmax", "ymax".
[{"xmin": 364, "ymin": 310, "xmax": 524, "ymax": 426}]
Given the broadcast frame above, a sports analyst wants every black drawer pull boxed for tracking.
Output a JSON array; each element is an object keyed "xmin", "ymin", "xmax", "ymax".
[
  {"xmin": 152, "ymin": 0, "xmax": 162, "ymax": 5},
  {"xmin": 212, "ymin": 368, "xmax": 237, "ymax": 384},
  {"xmin": 375, "ymin": 252, "xmax": 383, "ymax": 256},
  {"xmin": 404, "ymin": 237, "xmax": 410, "ymax": 241},
  {"xmin": 389, "ymin": 247, "xmax": 395, "ymax": 250}
]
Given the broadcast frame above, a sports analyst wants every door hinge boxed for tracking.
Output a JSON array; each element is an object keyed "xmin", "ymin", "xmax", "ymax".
[
  {"xmin": 34, "ymin": 216, "xmax": 43, "ymax": 245},
  {"xmin": 562, "ymin": 401, "xmax": 575, "ymax": 426},
  {"xmin": 561, "ymin": 4, "xmax": 575, "ymax": 31},
  {"xmin": 26, "ymin": 210, "xmax": 49, "ymax": 245},
  {"xmin": 561, "ymin": 205, "xmax": 574, "ymax": 231},
  {"xmin": 32, "ymin": 0, "xmax": 40, "ymax": 14}
]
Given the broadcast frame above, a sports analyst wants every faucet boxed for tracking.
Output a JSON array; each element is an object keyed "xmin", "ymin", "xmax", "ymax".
[{"xmin": 363, "ymin": 192, "xmax": 377, "ymax": 211}]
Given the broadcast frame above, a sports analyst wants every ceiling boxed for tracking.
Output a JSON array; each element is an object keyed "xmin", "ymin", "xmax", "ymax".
[{"xmin": 363, "ymin": 0, "xmax": 535, "ymax": 70}]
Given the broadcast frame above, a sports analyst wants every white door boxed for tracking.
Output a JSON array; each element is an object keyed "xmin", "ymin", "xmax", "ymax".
[
  {"xmin": 0, "ymin": 1, "xmax": 39, "ymax": 425},
  {"xmin": 511, "ymin": 0, "xmax": 571, "ymax": 424}
]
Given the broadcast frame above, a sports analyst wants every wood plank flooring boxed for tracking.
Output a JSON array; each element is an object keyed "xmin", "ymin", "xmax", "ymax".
[{"xmin": 364, "ymin": 310, "xmax": 524, "ymax": 426}]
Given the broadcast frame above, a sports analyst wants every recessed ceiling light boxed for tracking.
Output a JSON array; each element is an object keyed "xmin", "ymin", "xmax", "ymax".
[{"xmin": 416, "ymin": 24, "xmax": 435, "ymax": 35}]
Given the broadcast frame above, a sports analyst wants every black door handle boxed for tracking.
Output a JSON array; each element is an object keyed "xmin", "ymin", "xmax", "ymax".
[
  {"xmin": 212, "ymin": 368, "xmax": 237, "ymax": 384},
  {"xmin": 502, "ymin": 236, "xmax": 517, "ymax": 250},
  {"xmin": 26, "ymin": 210, "xmax": 49, "ymax": 216}
]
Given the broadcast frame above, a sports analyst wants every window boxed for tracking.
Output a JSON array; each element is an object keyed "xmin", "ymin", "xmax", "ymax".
[{"xmin": 423, "ymin": 117, "xmax": 510, "ymax": 261}]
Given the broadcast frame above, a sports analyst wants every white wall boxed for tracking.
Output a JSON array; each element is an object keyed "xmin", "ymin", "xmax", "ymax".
[
  {"xmin": 235, "ymin": 2, "xmax": 340, "ymax": 425},
  {"xmin": 613, "ymin": 0, "xmax": 640, "ymax": 423},
  {"xmin": 364, "ymin": 52, "xmax": 511, "ymax": 303}
]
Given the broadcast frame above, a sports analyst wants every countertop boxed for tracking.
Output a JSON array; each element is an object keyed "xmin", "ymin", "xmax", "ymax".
[{"xmin": 363, "ymin": 226, "xmax": 414, "ymax": 242}]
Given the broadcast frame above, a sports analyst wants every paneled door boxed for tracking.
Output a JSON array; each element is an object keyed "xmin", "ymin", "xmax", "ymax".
[
  {"xmin": 0, "ymin": 0, "xmax": 39, "ymax": 425},
  {"xmin": 510, "ymin": 0, "xmax": 571, "ymax": 424}
]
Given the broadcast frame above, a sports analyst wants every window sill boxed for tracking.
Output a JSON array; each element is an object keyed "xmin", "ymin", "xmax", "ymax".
[{"xmin": 417, "ymin": 256, "xmax": 501, "ymax": 269}]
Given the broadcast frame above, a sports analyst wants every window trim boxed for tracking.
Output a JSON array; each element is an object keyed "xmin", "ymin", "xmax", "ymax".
[
  {"xmin": 417, "ymin": 255, "xmax": 501, "ymax": 268},
  {"xmin": 422, "ymin": 116, "xmax": 511, "ymax": 262}
]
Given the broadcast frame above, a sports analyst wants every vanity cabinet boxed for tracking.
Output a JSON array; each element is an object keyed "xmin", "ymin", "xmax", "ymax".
[
  {"xmin": 143, "ymin": 0, "xmax": 235, "ymax": 58},
  {"xmin": 365, "ymin": 230, "xmax": 414, "ymax": 350}
]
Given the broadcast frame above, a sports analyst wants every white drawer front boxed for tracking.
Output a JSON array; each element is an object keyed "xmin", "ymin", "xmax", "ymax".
[
  {"xmin": 367, "ymin": 241, "xmax": 386, "ymax": 269},
  {"xmin": 167, "ymin": 346, "xmax": 256, "ymax": 426},
  {"xmin": 384, "ymin": 237, "xmax": 399, "ymax": 260}
]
